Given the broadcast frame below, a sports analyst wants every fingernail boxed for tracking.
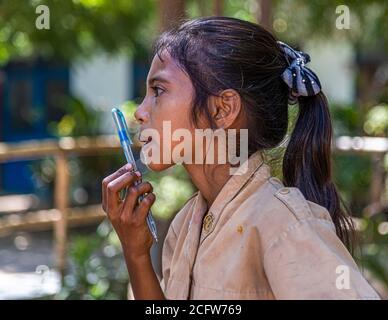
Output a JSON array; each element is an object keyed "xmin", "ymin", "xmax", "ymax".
[
  {"xmin": 126, "ymin": 163, "xmax": 132, "ymax": 171},
  {"xmin": 135, "ymin": 171, "xmax": 141, "ymax": 177}
]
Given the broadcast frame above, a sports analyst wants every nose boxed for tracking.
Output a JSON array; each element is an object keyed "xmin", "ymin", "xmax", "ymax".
[{"xmin": 134, "ymin": 100, "xmax": 150, "ymax": 125}]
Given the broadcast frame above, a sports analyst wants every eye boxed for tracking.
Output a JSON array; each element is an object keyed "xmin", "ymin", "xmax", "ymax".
[{"xmin": 151, "ymin": 86, "xmax": 164, "ymax": 97}]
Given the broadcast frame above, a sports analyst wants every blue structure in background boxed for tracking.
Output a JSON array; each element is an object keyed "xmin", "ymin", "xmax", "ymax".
[
  {"xmin": 132, "ymin": 58, "xmax": 149, "ymax": 103},
  {"xmin": 0, "ymin": 56, "xmax": 148, "ymax": 196},
  {"xmin": 0, "ymin": 59, "xmax": 69, "ymax": 194}
]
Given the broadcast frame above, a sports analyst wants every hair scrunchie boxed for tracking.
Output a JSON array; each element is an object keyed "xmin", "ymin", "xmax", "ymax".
[{"xmin": 277, "ymin": 41, "xmax": 322, "ymax": 104}]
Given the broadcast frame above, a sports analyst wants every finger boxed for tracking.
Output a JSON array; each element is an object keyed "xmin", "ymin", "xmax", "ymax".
[
  {"xmin": 122, "ymin": 181, "xmax": 153, "ymax": 215},
  {"xmin": 106, "ymin": 171, "xmax": 140, "ymax": 216},
  {"xmin": 134, "ymin": 192, "xmax": 156, "ymax": 223},
  {"xmin": 102, "ymin": 163, "xmax": 132, "ymax": 211}
]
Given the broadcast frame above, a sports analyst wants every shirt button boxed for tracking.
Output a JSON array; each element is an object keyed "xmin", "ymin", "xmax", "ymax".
[{"xmin": 279, "ymin": 188, "xmax": 290, "ymax": 194}]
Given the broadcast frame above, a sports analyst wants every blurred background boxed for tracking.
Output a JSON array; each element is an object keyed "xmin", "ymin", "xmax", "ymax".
[{"xmin": 0, "ymin": 0, "xmax": 387, "ymax": 300}]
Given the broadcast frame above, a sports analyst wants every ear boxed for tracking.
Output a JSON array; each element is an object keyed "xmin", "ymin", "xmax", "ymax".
[{"xmin": 209, "ymin": 89, "xmax": 242, "ymax": 128}]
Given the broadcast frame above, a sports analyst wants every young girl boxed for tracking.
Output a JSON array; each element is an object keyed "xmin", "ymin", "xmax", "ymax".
[{"xmin": 101, "ymin": 16, "xmax": 380, "ymax": 300}]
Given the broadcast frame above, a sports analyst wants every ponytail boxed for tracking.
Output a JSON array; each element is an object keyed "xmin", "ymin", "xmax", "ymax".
[{"xmin": 283, "ymin": 92, "xmax": 355, "ymax": 252}]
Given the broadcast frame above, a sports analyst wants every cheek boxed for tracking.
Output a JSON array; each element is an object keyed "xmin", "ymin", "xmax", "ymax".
[
  {"xmin": 158, "ymin": 97, "xmax": 193, "ymax": 142},
  {"xmin": 169, "ymin": 112, "xmax": 195, "ymax": 155},
  {"xmin": 145, "ymin": 92, "xmax": 195, "ymax": 162}
]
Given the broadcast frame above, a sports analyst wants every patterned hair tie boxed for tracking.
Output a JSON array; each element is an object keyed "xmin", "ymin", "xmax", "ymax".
[{"xmin": 277, "ymin": 41, "xmax": 322, "ymax": 104}]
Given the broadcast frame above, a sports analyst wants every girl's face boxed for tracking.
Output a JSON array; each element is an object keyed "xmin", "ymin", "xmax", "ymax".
[{"xmin": 134, "ymin": 50, "xmax": 197, "ymax": 172}]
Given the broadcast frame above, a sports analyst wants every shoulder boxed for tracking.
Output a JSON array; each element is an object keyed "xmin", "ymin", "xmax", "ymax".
[
  {"xmin": 247, "ymin": 176, "xmax": 333, "ymax": 223},
  {"xmin": 244, "ymin": 177, "xmax": 336, "ymax": 250},
  {"xmin": 268, "ymin": 177, "xmax": 333, "ymax": 222}
]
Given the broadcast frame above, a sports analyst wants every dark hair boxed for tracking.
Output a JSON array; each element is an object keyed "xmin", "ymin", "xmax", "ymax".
[{"xmin": 152, "ymin": 16, "xmax": 355, "ymax": 251}]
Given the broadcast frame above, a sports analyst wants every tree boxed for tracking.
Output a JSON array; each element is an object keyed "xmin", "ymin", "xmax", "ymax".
[{"xmin": 0, "ymin": 0, "xmax": 155, "ymax": 64}]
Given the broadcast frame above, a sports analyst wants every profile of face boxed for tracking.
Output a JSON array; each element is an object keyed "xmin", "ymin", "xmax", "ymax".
[
  {"xmin": 134, "ymin": 49, "xmax": 244, "ymax": 172},
  {"xmin": 134, "ymin": 50, "xmax": 195, "ymax": 171}
]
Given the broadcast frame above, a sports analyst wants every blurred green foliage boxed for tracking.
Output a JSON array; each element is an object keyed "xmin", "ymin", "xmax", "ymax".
[
  {"xmin": 357, "ymin": 213, "xmax": 388, "ymax": 289},
  {"xmin": 1, "ymin": 0, "xmax": 387, "ymax": 65},
  {"xmin": 364, "ymin": 104, "xmax": 388, "ymax": 137},
  {"xmin": 31, "ymin": 96, "xmax": 114, "ymax": 208},
  {"xmin": 56, "ymin": 221, "xmax": 129, "ymax": 299},
  {"xmin": 144, "ymin": 165, "xmax": 195, "ymax": 220},
  {"xmin": 331, "ymin": 103, "xmax": 387, "ymax": 295},
  {"xmin": 48, "ymin": 96, "xmax": 103, "ymax": 137},
  {"xmin": 0, "ymin": 0, "xmax": 155, "ymax": 64},
  {"xmin": 215, "ymin": 0, "xmax": 388, "ymax": 52}
]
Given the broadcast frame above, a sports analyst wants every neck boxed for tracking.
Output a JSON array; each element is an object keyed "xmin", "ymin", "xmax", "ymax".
[{"xmin": 183, "ymin": 162, "xmax": 232, "ymax": 209}]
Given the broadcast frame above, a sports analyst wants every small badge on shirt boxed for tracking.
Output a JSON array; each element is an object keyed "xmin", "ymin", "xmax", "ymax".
[{"xmin": 202, "ymin": 212, "xmax": 214, "ymax": 233}]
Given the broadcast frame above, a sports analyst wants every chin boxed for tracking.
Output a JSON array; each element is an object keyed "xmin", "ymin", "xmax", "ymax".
[
  {"xmin": 146, "ymin": 162, "xmax": 174, "ymax": 172},
  {"xmin": 140, "ymin": 143, "xmax": 175, "ymax": 172}
]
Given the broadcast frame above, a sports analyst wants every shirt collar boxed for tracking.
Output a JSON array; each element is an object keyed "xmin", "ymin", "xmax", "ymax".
[{"xmin": 198, "ymin": 150, "xmax": 270, "ymax": 218}]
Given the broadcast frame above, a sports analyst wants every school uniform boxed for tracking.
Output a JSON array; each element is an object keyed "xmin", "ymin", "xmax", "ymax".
[{"xmin": 160, "ymin": 150, "xmax": 380, "ymax": 300}]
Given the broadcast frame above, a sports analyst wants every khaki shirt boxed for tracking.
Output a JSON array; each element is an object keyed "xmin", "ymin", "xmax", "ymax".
[{"xmin": 160, "ymin": 150, "xmax": 380, "ymax": 300}]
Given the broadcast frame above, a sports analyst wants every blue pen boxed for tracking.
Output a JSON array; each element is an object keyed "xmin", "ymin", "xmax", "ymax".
[{"xmin": 111, "ymin": 107, "xmax": 158, "ymax": 243}]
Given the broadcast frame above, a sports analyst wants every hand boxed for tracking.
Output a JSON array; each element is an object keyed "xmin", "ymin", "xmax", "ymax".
[{"xmin": 102, "ymin": 163, "xmax": 156, "ymax": 261}]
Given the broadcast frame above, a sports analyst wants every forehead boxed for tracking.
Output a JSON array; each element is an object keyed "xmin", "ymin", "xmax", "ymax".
[{"xmin": 147, "ymin": 50, "xmax": 190, "ymax": 86}]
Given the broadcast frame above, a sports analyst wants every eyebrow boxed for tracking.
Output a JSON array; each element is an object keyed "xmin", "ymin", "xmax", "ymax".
[{"xmin": 147, "ymin": 75, "xmax": 170, "ymax": 86}]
